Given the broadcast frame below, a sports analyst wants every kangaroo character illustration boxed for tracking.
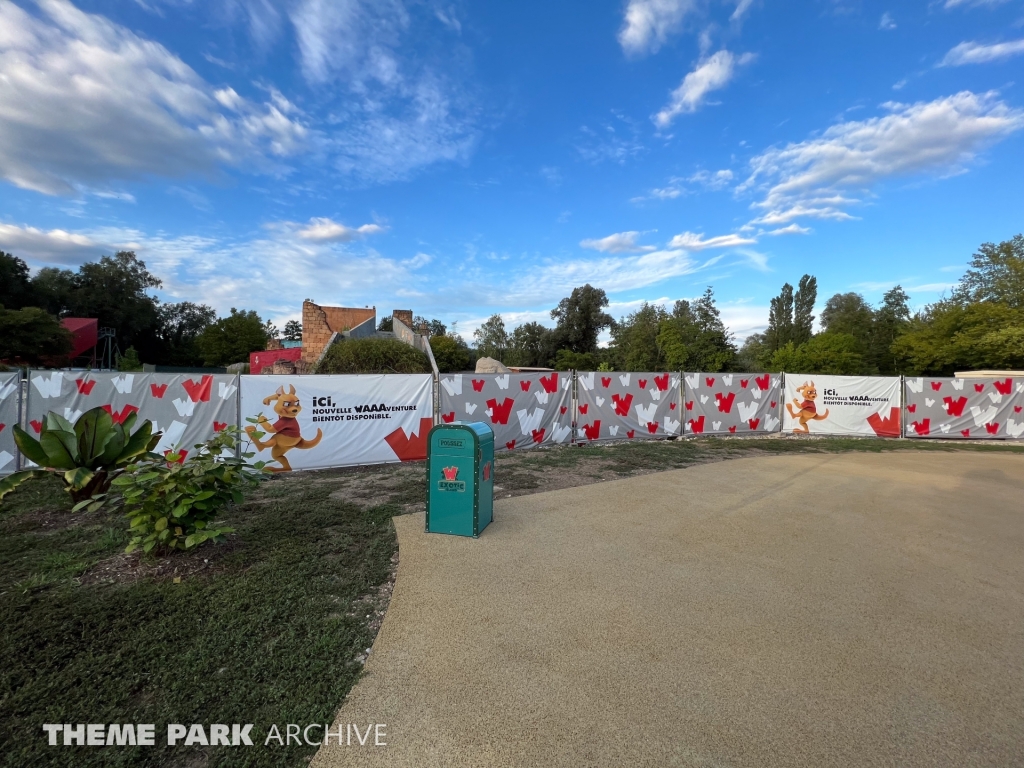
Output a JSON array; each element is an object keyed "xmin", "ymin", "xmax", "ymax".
[
  {"xmin": 245, "ymin": 385, "xmax": 323, "ymax": 472},
  {"xmin": 786, "ymin": 381, "xmax": 830, "ymax": 434}
]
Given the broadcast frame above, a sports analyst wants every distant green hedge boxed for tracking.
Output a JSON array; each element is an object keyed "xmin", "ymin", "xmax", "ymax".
[{"xmin": 315, "ymin": 338, "xmax": 431, "ymax": 374}]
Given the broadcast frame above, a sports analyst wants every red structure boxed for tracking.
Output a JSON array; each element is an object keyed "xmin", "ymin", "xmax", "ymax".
[
  {"xmin": 250, "ymin": 347, "xmax": 302, "ymax": 374},
  {"xmin": 61, "ymin": 318, "xmax": 98, "ymax": 364}
]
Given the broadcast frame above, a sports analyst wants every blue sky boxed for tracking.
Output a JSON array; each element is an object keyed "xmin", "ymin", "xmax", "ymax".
[{"xmin": 1, "ymin": 0, "xmax": 1023, "ymax": 343}]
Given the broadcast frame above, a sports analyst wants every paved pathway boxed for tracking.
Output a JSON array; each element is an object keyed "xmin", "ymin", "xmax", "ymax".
[{"xmin": 313, "ymin": 452, "xmax": 1024, "ymax": 767}]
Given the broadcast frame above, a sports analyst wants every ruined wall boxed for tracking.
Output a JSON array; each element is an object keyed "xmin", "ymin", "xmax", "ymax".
[
  {"xmin": 301, "ymin": 300, "xmax": 376, "ymax": 366},
  {"xmin": 392, "ymin": 309, "xmax": 413, "ymax": 329}
]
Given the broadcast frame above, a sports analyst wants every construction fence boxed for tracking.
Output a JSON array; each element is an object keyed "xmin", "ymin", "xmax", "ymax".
[{"xmin": 2, "ymin": 370, "xmax": 1021, "ymax": 475}]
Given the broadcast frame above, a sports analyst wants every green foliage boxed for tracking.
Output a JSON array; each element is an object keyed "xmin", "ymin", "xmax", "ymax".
[
  {"xmin": 766, "ymin": 282, "xmax": 794, "ymax": 352},
  {"xmin": 283, "ymin": 319, "xmax": 303, "ymax": 341},
  {"xmin": 610, "ymin": 302, "xmax": 667, "ymax": 371},
  {"xmin": 430, "ymin": 333, "xmax": 471, "ymax": 372},
  {"xmin": 0, "ymin": 251, "xmax": 36, "ymax": 310},
  {"xmin": 377, "ymin": 315, "xmax": 394, "ymax": 332},
  {"xmin": 116, "ymin": 345, "xmax": 143, "ymax": 371},
  {"xmin": 549, "ymin": 284, "xmax": 613, "ymax": 354},
  {"xmin": 196, "ymin": 307, "xmax": 270, "ymax": 367},
  {"xmin": 767, "ymin": 332, "xmax": 865, "ymax": 375},
  {"xmin": 793, "ymin": 274, "xmax": 818, "ymax": 345},
  {"xmin": 0, "ymin": 304, "xmax": 73, "ymax": 364},
  {"xmin": 656, "ymin": 288, "xmax": 736, "ymax": 372},
  {"xmin": 953, "ymin": 234, "xmax": 1024, "ymax": 308},
  {"xmin": 110, "ymin": 428, "xmax": 264, "ymax": 554},
  {"xmin": 155, "ymin": 301, "xmax": 216, "ymax": 366},
  {"xmin": 2, "ymin": 407, "xmax": 159, "ymax": 504},
  {"xmin": 552, "ymin": 349, "xmax": 597, "ymax": 370},
  {"xmin": 316, "ymin": 337, "xmax": 431, "ymax": 374},
  {"xmin": 506, "ymin": 321, "xmax": 552, "ymax": 367},
  {"xmin": 891, "ymin": 300, "xmax": 1024, "ymax": 374},
  {"xmin": 597, "ymin": 360, "xmax": 614, "ymax": 372},
  {"xmin": 473, "ymin": 314, "xmax": 509, "ymax": 361},
  {"xmin": 870, "ymin": 285, "xmax": 911, "ymax": 375}
]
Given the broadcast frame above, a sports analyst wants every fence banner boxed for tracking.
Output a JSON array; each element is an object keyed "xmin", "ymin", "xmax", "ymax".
[
  {"xmin": 682, "ymin": 372, "xmax": 782, "ymax": 435},
  {"xmin": 26, "ymin": 371, "xmax": 239, "ymax": 460},
  {"xmin": 575, "ymin": 371, "xmax": 680, "ymax": 442},
  {"xmin": 0, "ymin": 372, "xmax": 19, "ymax": 475},
  {"xmin": 781, "ymin": 374, "xmax": 901, "ymax": 437},
  {"xmin": 239, "ymin": 374, "xmax": 433, "ymax": 471},
  {"xmin": 904, "ymin": 376, "xmax": 1024, "ymax": 439},
  {"xmin": 438, "ymin": 372, "xmax": 572, "ymax": 452}
]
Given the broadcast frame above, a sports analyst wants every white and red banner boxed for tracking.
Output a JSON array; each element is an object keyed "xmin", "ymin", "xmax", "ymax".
[
  {"xmin": 0, "ymin": 372, "xmax": 19, "ymax": 475},
  {"xmin": 683, "ymin": 372, "xmax": 782, "ymax": 435},
  {"xmin": 25, "ymin": 371, "xmax": 238, "ymax": 460},
  {"xmin": 576, "ymin": 371, "xmax": 681, "ymax": 441},
  {"xmin": 782, "ymin": 374, "xmax": 901, "ymax": 437},
  {"xmin": 438, "ymin": 372, "xmax": 572, "ymax": 452},
  {"xmin": 904, "ymin": 376, "xmax": 1024, "ymax": 439},
  {"xmin": 239, "ymin": 374, "xmax": 433, "ymax": 471}
]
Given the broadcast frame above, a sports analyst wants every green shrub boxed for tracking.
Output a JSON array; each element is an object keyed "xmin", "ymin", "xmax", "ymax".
[
  {"xmin": 316, "ymin": 337, "xmax": 431, "ymax": 374},
  {"xmin": 1, "ymin": 407, "xmax": 158, "ymax": 505},
  {"xmin": 430, "ymin": 334, "xmax": 471, "ymax": 372},
  {"xmin": 110, "ymin": 427, "xmax": 266, "ymax": 554}
]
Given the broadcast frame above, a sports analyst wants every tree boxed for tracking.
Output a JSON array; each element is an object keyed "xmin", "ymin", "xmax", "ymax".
[
  {"xmin": 793, "ymin": 274, "xmax": 817, "ymax": 345},
  {"xmin": 610, "ymin": 302, "xmax": 667, "ymax": 371},
  {"xmin": 551, "ymin": 349, "xmax": 598, "ymax": 370},
  {"xmin": 316, "ymin": 338, "xmax": 431, "ymax": 374},
  {"xmin": 155, "ymin": 302, "xmax": 216, "ymax": 367},
  {"xmin": 473, "ymin": 314, "xmax": 509, "ymax": 361},
  {"xmin": 377, "ymin": 316, "xmax": 393, "ymax": 332},
  {"xmin": 549, "ymin": 284, "xmax": 613, "ymax": 354},
  {"xmin": 196, "ymin": 308, "xmax": 270, "ymax": 367},
  {"xmin": 870, "ymin": 285, "xmax": 911, "ymax": 375},
  {"xmin": 117, "ymin": 346, "xmax": 143, "ymax": 371},
  {"xmin": 507, "ymin": 322, "xmax": 551, "ymax": 367},
  {"xmin": 430, "ymin": 334, "xmax": 471, "ymax": 373},
  {"xmin": 657, "ymin": 288, "xmax": 736, "ymax": 372},
  {"xmin": 282, "ymin": 320, "xmax": 303, "ymax": 341},
  {"xmin": 768, "ymin": 332, "xmax": 865, "ymax": 375},
  {"xmin": 0, "ymin": 305, "xmax": 73, "ymax": 364},
  {"xmin": 820, "ymin": 292, "xmax": 874, "ymax": 370},
  {"xmin": 765, "ymin": 282, "xmax": 794, "ymax": 352},
  {"xmin": 736, "ymin": 332, "xmax": 769, "ymax": 372},
  {"xmin": 953, "ymin": 234, "xmax": 1024, "ymax": 308},
  {"xmin": 412, "ymin": 316, "xmax": 446, "ymax": 337},
  {"xmin": 0, "ymin": 252, "xmax": 36, "ymax": 310},
  {"xmin": 30, "ymin": 267, "xmax": 77, "ymax": 317}
]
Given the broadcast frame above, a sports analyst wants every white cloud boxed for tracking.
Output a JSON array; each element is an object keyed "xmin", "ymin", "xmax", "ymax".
[
  {"xmin": 879, "ymin": 12, "xmax": 896, "ymax": 30},
  {"xmin": 654, "ymin": 50, "xmax": 755, "ymax": 128},
  {"xmin": 740, "ymin": 91, "xmax": 1024, "ymax": 226},
  {"xmin": 294, "ymin": 218, "xmax": 385, "ymax": 243},
  {"xmin": 731, "ymin": 0, "xmax": 757, "ymax": 21},
  {"xmin": 580, "ymin": 231, "xmax": 656, "ymax": 254},
  {"xmin": 689, "ymin": 168, "xmax": 734, "ymax": 189},
  {"xmin": 944, "ymin": 0, "xmax": 1010, "ymax": 7},
  {"xmin": 618, "ymin": 0, "xmax": 697, "ymax": 57},
  {"xmin": 667, "ymin": 231, "xmax": 757, "ymax": 250},
  {"xmin": 0, "ymin": 222, "xmax": 105, "ymax": 264},
  {"xmin": 764, "ymin": 223, "xmax": 811, "ymax": 236},
  {"xmin": 0, "ymin": 0, "xmax": 308, "ymax": 196},
  {"xmin": 940, "ymin": 39, "xmax": 1024, "ymax": 66}
]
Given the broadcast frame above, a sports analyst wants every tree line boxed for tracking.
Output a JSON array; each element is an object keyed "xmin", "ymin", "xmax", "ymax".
[
  {"xmin": 0, "ymin": 251, "xmax": 285, "ymax": 368},
  {"xmin": 462, "ymin": 234, "xmax": 1024, "ymax": 375}
]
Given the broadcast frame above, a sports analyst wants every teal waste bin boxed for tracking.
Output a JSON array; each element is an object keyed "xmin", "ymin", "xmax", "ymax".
[{"xmin": 426, "ymin": 422, "xmax": 494, "ymax": 537}]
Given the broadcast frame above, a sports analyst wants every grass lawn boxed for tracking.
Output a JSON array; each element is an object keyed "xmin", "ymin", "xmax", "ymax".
[{"xmin": 2, "ymin": 436, "xmax": 1022, "ymax": 767}]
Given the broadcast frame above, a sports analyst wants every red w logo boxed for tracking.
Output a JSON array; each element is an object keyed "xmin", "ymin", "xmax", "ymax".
[
  {"xmin": 182, "ymin": 375, "xmax": 213, "ymax": 403},
  {"xmin": 540, "ymin": 372, "xmax": 558, "ymax": 393},
  {"xmin": 384, "ymin": 417, "xmax": 432, "ymax": 462},
  {"xmin": 910, "ymin": 419, "xmax": 931, "ymax": 436},
  {"xmin": 687, "ymin": 416, "xmax": 705, "ymax": 434},
  {"xmin": 582, "ymin": 421, "xmax": 602, "ymax": 440},
  {"xmin": 486, "ymin": 398, "xmax": 515, "ymax": 425},
  {"xmin": 472, "ymin": 379, "xmax": 485, "ymax": 392},
  {"xmin": 942, "ymin": 396, "xmax": 967, "ymax": 417},
  {"xmin": 611, "ymin": 393, "xmax": 633, "ymax": 417},
  {"xmin": 993, "ymin": 378, "xmax": 1012, "ymax": 395},
  {"xmin": 755, "ymin": 374, "xmax": 770, "ymax": 390},
  {"xmin": 442, "ymin": 466, "xmax": 459, "ymax": 480},
  {"xmin": 75, "ymin": 378, "xmax": 96, "ymax": 395},
  {"xmin": 102, "ymin": 404, "xmax": 139, "ymax": 424},
  {"xmin": 654, "ymin": 373, "xmax": 669, "ymax": 391},
  {"xmin": 150, "ymin": 383, "xmax": 168, "ymax": 398},
  {"xmin": 482, "ymin": 462, "xmax": 491, "ymax": 481},
  {"xmin": 714, "ymin": 391, "xmax": 735, "ymax": 413},
  {"xmin": 868, "ymin": 407, "xmax": 901, "ymax": 437}
]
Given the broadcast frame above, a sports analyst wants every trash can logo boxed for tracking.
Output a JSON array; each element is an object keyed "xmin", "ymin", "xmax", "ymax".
[{"xmin": 438, "ymin": 466, "xmax": 466, "ymax": 492}]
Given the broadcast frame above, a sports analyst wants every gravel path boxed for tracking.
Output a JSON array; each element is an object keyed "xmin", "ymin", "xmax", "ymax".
[{"xmin": 313, "ymin": 452, "xmax": 1024, "ymax": 768}]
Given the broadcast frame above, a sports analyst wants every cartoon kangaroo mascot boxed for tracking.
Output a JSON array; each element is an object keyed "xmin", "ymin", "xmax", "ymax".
[
  {"xmin": 786, "ymin": 381, "xmax": 830, "ymax": 434},
  {"xmin": 245, "ymin": 384, "xmax": 323, "ymax": 472}
]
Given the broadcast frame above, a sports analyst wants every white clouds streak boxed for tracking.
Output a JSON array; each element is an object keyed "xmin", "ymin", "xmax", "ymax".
[
  {"xmin": 0, "ymin": 222, "xmax": 104, "ymax": 264},
  {"xmin": 940, "ymin": 39, "xmax": 1024, "ymax": 66},
  {"xmin": 0, "ymin": 0, "xmax": 307, "ymax": 196},
  {"xmin": 580, "ymin": 231, "xmax": 656, "ymax": 254},
  {"xmin": 294, "ymin": 218, "xmax": 385, "ymax": 242},
  {"xmin": 618, "ymin": 0, "xmax": 698, "ymax": 57},
  {"xmin": 667, "ymin": 232, "xmax": 757, "ymax": 250},
  {"xmin": 654, "ymin": 50, "xmax": 754, "ymax": 128},
  {"xmin": 741, "ymin": 91, "xmax": 1024, "ymax": 226}
]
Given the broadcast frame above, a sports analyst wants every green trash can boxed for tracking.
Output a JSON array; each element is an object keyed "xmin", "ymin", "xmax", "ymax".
[{"xmin": 426, "ymin": 422, "xmax": 494, "ymax": 537}]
